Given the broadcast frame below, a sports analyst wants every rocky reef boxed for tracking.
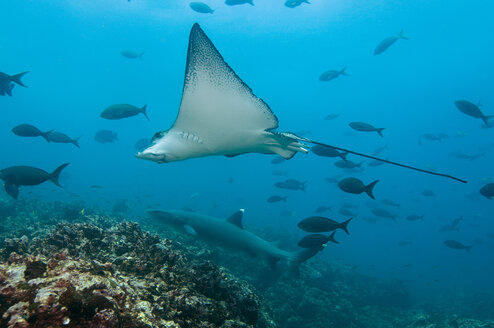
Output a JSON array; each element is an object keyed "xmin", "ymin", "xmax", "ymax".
[
  {"xmin": 0, "ymin": 218, "xmax": 265, "ymax": 327},
  {"xmin": 0, "ymin": 198, "xmax": 493, "ymax": 328}
]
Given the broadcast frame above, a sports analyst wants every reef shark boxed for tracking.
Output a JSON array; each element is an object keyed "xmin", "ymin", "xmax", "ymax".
[
  {"xmin": 137, "ymin": 23, "xmax": 465, "ymax": 184},
  {"xmin": 148, "ymin": 209, "xmax": 323, "ymax": 271}
]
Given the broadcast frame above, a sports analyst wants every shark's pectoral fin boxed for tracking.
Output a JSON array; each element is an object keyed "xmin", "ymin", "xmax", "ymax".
[
  {"xmin": 184, "ymin": 225, "xmax": 198, "ymax": 235},
  {"xmin": 3, "ymin": 183, "xmax": 19, "ymax": 200},
  {"xmin": 226, "ymin": 209, "xmax": 245, "ymax": 229},
  {"xmin": 224, "ymin": 153, "xmax": 248, "ymax": 158}
]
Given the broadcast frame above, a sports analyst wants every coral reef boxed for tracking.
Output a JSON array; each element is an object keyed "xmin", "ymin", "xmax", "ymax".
[{"xmin": 0, "ymin": 220, "xmax": 265, "ymax": 327}]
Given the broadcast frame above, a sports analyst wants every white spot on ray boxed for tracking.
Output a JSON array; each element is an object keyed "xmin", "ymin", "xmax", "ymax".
[{"xmin": 137, "ymin": 23, "xmax": 308, "ymax": 163}]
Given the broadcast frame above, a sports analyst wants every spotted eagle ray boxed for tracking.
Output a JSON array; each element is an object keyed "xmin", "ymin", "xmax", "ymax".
[{"xmin": 137, "ymin": 23, "xmax": 466, "ymax": 184}]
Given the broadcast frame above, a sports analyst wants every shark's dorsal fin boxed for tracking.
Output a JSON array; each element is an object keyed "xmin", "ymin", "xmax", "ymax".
[{"xmin": 227, "ymin": 209, "xmax": 245, "ymax": 229}]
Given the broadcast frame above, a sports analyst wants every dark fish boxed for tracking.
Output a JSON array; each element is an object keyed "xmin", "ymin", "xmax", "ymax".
[
  {"xmin": 406, "ymin": 214, "xmax": 424, "ymax": 221},
  {"xmin": 450, "ymin": 151, "xmax": 484, "ymax": 161},
  {"xmin": 440, "ymin": 217, "xmax": 463, "ymax": 232},
  {"xmin": 120, "ymin": 50, "xmax": 144, "ymax": 59},
  {"xmin": 267, "ymin": 195, "xmax": 287, "ymax": 203},
  {"xmin": 455, "ymin": 100, "xmax": 493, "ymax": 125},
  {"xmin": 271, "ymin": 157, "xmax": 286, "ymax": 164},
  {"xmin": 335, "ymin": 159, "xmax": 363, "ymax": 169},
  {"xmin": 338, "ymin": 177, "xmax": 379, "ymax": 200},
  {"xmin": 0, "ymin": 163, "xmax": 69, "ymax": 200},
  {"xmin": 0, "ymin": 71, "xmax": 29, "ymax": 97},
  {"xmin": 381, "ymin": 199, "xmax": 400, "ymax": 208},
  {"xmin": 480, "ymin": 183, "xmax": 494, "ymax": 200},
  {"xmin": 225, "ymin": 0, "xmax": 254, "ymax": 5},
  {"xmin": 274, "ymin": 179, "xmax": 306, "ymax": 191},
  {"xmin": 284, "ymin": 0, "xmax": 310, "ymax": 8},
  {"xmin": 315, "ymin": 206, "xmax": 331, "ymax": 214},
  {"xmin": 420, "ymin": 133, "xmax": 448, "ymax": 142},
  {"xmin": 349, "ymin": 122, "xmax": 385, "ymax": 137},
  {"xmin": 398, "ymin": 240, "xmax": 412, "ymax": 247},
  {"xmin": 339, "ymin": 208, "xmax": 355, "ymax": 217},
  {"xmin": 421, "ymin": 189, "xmax": 436, "ymax": 197},
  {"xmin": 101, "ymin": 104, "xmax": 149, "ymax": 120},
  {"xmin": 12, "ymin": 124, "xmax": 51, "ymax": 141},
  {"xmin": 444, "ymin": 240, "xmax": 472, "ymax": 253},
  {"xmin": 363, "ymin": 217, "xmax": 379, "ymax": 224},
  {"xmin": 272, "ymin": 170, "xmax": 288, "ymax": 176},
  {"xmin": 319, "ymin": 67, "xmax": 347, "ymax": 82},
  {"xmin": 189, "ymin": 2, "xmax": 215, "ymax": 13},
  {"xmin": 374, "ymin": 30, "xmax": 409, "ymax": 55},
  {"xmin": 372, "ymin": 145, "xmax": 387, "ymax": 156},
  {"xmin": 45, "ymin": 131, "xmax": 80, "ymax": 148},
  {"xmin": 371, "ymin": 208, "xmax": 397, "ymax": 220},
  {"xmin": 368, "ymin": 159, "xmax": 386, "ymax": 167},
  {"xmin": 324, "ymin": 113, "xmax": 340, "ymax": 121},
  {"xmin": 298, "ymin": 216, "xmax": 352, "ymax": 234},
  {"xmin": 342, "ymin": 202, "xmax": 358, "ymax": 209},
  {"xmin": 311, "ymin": 145, "xmax": 347, "ymax": 160},
  {"xmin": 90, "ymin": 185, "xmax": 102, "ymax": 189},
  {"xmin": 298, "ymin": 232, "xmax": 338, "ymax": 248},
  {"xmin": 135, "ymin": 138, "xmax": 150, "ymax": 151},
  {"xmin": 94, "ymin": 130, "xmax": 118, "ymax": 144}
]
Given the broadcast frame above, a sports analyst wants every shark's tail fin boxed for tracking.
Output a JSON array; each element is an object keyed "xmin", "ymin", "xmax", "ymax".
[
  {"xmin": 50, "ymin": 163, "xmax": 70, "ymax": 187},
  {"xmin": 287, "ymin": 246, "xmax": 323, "ymax": 277}
]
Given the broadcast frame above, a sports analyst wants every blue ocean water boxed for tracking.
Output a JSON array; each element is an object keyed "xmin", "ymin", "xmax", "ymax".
[{"xmin": 1, "ymin": 0, "xmax": 493, "ymax": 313}]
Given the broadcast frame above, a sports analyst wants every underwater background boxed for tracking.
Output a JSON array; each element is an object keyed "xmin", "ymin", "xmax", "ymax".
[{"xmin": 1, "ymin": 0, "xmax": 494, "ymax": 327}]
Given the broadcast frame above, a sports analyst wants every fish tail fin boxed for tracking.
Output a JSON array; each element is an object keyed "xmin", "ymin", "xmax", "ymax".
[
  {"xmin": 248, "ymin": 0, "xmax": 254, "ymax": 5},
  {"xmin": 482, "ymin": 115, "xmax": 494, "ymax": 126},
  {"xmin": 73, "ymin": 136, "xmax": 82, "ymax": 148},
  {"xmin": 10, "ymin": 71, "xmax": 29, "ymax": 87},
  {"xmin": 139, "ymin": 52, "xmax": 145, "ymax": 59},
  {"xmin": 41, "ymin": 130, "xmax": 54, "ymax": 142},
  {"xmin": 377, "ymin": 128, "xmax": 385, "ymax": 137},
  {"xmin": 340, "ymin": 67, "xmax": 348, "ymax": 76},
  {"xmin": 114, "ymin": 132, "xmax": 119, "ymax": 141},
  {"xmin": 50, "ymin": 163, "xmax": 70, "ymax": 187},
  {"xmin": 287, "ymin": 246, "xmax": 323, "ymax": 277},
  {"xmin": 465, "ymin": 245, "xmax": 472, "ymax": 253},
  {"xmin": 141, "ymin": 105, "xmax": 149, "ymax": 120},
  {"xmin": 339, "ymin": 217, "xmax": 352, "ymax": 235},
  {"xmin": 283, "ymin": 196, "xmax": 288, "ymax": 202},
  {"xmin": 365, "ymin": 180, "xmax": 379, "ymax": 200},
  {"xmin": 304, "ymin": 0, "xmax": 311, "ymax": 3},
  {"xmin": 341, "ymin": 152, "xmax": 348, "ymax": 161},
  {"xmin": 399, "ymin": 29, "xmax": 410, "ymax": 40},
  {"xmin": 328, "ymin": 231, "xmax": 339, "ymax": 244},
  {"xmin": 302, "ymin": 182, "xmax": 307, "ymax": 192}
]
